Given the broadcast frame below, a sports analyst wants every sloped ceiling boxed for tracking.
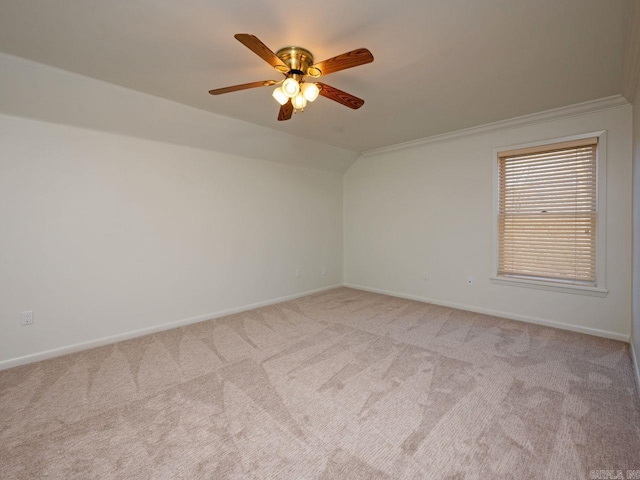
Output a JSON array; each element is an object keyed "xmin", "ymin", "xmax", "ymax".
[{"xmin": 0, "ymin": 0, "xmax": 632, "ymax": 153}]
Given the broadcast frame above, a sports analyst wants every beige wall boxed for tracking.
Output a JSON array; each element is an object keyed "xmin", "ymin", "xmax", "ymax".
[
  {"xmin": 0, "ymin": 53, "xmax": 349, "ymax": 369},
  {"xmin": 0, "ymin": 114, "xmax": 343, "ymax": 366},
  {"xmin": 633, "ymin": 84, "xmax": 640, "ymax": 380},
  {"xmin": 345, "ymin": 105, "xmax": 633, "ymax": 340}
]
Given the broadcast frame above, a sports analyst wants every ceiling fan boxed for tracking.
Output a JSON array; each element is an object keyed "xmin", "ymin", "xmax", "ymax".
[{"xmin": 208, "ymin": 34, "xmax": 374, "ymax": 121}]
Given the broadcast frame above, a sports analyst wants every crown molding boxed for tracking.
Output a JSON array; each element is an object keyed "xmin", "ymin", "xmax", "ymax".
[
  {"xmin": 361, "ymin": 95, "xmax": 630, "ymax": 158},
  {"xmin": 622, "ymin": 0, "xmax": 640, "ymax": 103}
]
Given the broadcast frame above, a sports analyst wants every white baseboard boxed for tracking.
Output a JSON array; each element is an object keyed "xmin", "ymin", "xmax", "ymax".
[
  {"xmin": 3, "ymin": 283, "xmax": 632, "ymax": 371},
  {"xmin": 0, "ymin": 284, "xmax": 343, "ymax": 371},
  {"xmin": 343, "ymin": 283, "xmax": 630, "ymax": 343},
  {"xmin": 631, "ymin": 341, "xmax": 640, "ymax": 398}
]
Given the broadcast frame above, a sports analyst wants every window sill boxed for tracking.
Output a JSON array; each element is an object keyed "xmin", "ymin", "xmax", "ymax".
[{"xmin": 489, "ymin": 276, "xmax": 608, "ymax": 297}]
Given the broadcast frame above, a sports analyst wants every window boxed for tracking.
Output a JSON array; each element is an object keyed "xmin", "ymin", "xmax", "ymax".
[{"xmin": 491, "ymin": 133, "xmax": 607, "ymax": 296}]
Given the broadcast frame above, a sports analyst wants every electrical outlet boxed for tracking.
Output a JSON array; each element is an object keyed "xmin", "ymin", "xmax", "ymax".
[
  {"xmin": 21, "ymin": 310, "xmax": 33, "ymax": 326},
  {"xmin": 321, "ymin": 267, "xmax": 327, "ymax": 276},
  {"xmin": 423, "ymin": 272, "xmax": 429, "ymax": 281},
  {"xmin": 296, "ymin": 269, "xmax": 301, "ymax": 278},
  {"xmin": 467, "ymin": 276, "xmax": 474, "ymax": 287}
]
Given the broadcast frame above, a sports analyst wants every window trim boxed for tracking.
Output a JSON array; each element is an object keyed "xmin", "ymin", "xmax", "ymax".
[{"xmin": 490, "ymin": 131, "xmax": 608, "ymax": 297}]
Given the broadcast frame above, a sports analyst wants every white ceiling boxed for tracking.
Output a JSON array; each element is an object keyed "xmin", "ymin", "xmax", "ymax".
[{"xmin": 0, "ymin": 0, "xmax": 631, "ymax": 152}]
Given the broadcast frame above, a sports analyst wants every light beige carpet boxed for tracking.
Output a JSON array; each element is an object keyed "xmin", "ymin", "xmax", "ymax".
[{"xmin": 1, "ymin": 287, "xmax": 639, "ymax": 479}]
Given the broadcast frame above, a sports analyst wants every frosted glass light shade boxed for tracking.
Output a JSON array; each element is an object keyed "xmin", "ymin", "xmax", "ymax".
[
  {"xmin": 272, "ymin": 87, "xmax": 288, "ymax": 105},
  {"xmin": 292, "ymin": 92, "xmax": 307, "ymax": 110},
  {"xmin": 282, "ymin": 78, "xmax": 300, "ymax": 98},
  {"xmin": 301, "ymin": 82, "xmax": 319, "ymax": 102}
]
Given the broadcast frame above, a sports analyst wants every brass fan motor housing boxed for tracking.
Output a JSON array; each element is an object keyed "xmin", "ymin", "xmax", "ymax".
[{"xmin": 275, "ymin": 46, "xmax": 321, "ymax": 80}]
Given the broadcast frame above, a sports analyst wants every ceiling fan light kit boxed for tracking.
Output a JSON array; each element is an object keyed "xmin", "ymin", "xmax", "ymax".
[
  {"xmin": 272, "ymin": 87, "xmax": 288, "ymax": 105},
  {"xmin": 209, "ymin": 34, "xmax": 373, "ymax": 121},
  {"xmin": 281, "ymin": 77, "xmax": 300, "ymax": 97},
  {"xmin": 301, "ymin": 82, "xmax": 320, "ymax": 102},
  {"xmin": 291, "ymin": 91, "xmax": 307, "ymax": 110}
]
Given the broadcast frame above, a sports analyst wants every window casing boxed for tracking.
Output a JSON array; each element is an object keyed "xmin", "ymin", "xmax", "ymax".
[{"xmin": 491, "ymin": 132, "xmax": 607, "ymax": 297}]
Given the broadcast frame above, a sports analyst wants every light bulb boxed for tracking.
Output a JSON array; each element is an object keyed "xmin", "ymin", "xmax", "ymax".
[
  {"xmin": 301, "ymin": 82, "xmax": 319, "ymax": 102},
  {"xmin": 292, "ymin": 92, "xmax": 307, "ymax": 110},
  {"xmin": 272, "ymin": 87, "xmax": 288, "ymax": 105},
  {"xmin": 282, "ymin": 78, "xmax": 300, "ymax": 98}
]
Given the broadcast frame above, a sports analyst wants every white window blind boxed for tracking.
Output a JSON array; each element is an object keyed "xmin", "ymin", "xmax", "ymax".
[{"xmin": 498, "ymin": 137, "xmax": 598, "ymax": 286}]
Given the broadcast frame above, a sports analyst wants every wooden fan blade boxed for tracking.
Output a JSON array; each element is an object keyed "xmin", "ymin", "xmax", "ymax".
[
  {"xmin": 235, "ymin": 34, "xmax": 288, "ymax": 71},
  {"xmin": 317, "ymin": 83, "xmax": 364, "ymax": 109},
  {"xmin": 209, "ymin": 80, "xmax": 277, "ymax": 95},
  {"xmin": 277, "ymin": 100, "xmax": 293, "ymax": 121},
  {"xmin": 310, "ymin": 48, "xmax": 373, "ymax": 77}
]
